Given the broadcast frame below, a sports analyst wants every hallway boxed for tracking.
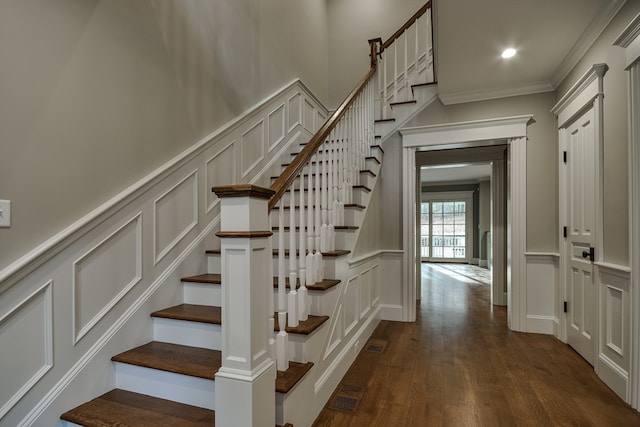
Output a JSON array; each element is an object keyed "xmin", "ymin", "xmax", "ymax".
[{"xmin": 313, "ymin": 264, "xmax": 640, "ymax": 426}]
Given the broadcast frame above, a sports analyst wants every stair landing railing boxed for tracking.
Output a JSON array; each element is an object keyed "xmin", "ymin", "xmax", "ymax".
[
  {"xmin": 268, "ymin": 1, "xmax": 434, "ymax": 371},
  {"xmin": 378, "ymin": 1, "xmax": 434, "ymax": 119}
]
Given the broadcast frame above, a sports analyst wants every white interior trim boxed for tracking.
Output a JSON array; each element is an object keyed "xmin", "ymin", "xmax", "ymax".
[
  {"xmin": 400, "ymin": 115, "xmax": 532, "ymax": 328},
  {"xmin": 615, "ymin": 20, "xmax": 640, "ymax": 409}
]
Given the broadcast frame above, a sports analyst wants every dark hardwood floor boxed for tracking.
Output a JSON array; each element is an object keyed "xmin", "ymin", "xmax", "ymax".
[{"xmin": 313, "ymin": 264, "xmax": 640, "ymax": 426}]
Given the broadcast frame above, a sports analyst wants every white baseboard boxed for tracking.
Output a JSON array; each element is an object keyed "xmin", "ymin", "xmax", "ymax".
[
  {"xmin": 598, "ymin": 353, "xmax": 629, "ymax": 402},
  {"xmin": 525, "ymin": 315, "xmax": 556, "ymax": 335},
  {"xmin": 378, "ymin": 304, "xmax": 403, "ymax": 321}
]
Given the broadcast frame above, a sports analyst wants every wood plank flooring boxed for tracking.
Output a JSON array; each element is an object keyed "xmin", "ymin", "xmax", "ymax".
[{"xmin": 313, "ymin": 264, "xmax": 640, "ymax": 426}]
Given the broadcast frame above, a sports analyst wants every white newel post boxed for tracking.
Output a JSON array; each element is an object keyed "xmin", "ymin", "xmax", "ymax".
[{"xmin": 212, "ymin": 184, "xmax": 276, "ymax": 427}]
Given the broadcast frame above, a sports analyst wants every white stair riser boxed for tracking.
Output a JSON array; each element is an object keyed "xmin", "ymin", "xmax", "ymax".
[
  {"xmin": 411, "ymin": 83, "xmax": 438, "ymax": 105},
  {"xmin": 271, "ymin": 229, "xmax": 357, "ymax": 251},
  {"xmin": 272, "ymin": 321, "xmax": 327, "ymax": 364},
  {"xmin": 183, "ymin": 281, "xmax": 221, "ymax": 306},
  {"xmin": 389, "ymin": 103, "xmax": 416, "ymax": 123},
  {"xmin": 114, "ymin": 362, "xmax": 216, "ymax": 410},
  {"xmin": 153, "ymin": 317, "xmax": 221, "ymax": 350}
]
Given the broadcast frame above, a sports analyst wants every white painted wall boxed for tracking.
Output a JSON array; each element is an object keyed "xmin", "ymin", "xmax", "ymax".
[{"xmin": 0, "ymin": 0, "xmax": 329, "ymax": 272}]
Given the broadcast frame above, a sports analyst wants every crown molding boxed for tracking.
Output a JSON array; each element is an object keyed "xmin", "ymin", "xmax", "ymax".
[
  {"xmin": 551, "ymin": 0, "xmax": 627, "ymax": 88},
  {"xmin": 613, "ymin": 12, "xmax": 640, "ymax": 69},
  {"xmin": 438, "ymin": 81, "xmax": 553, "ymax": 106}
]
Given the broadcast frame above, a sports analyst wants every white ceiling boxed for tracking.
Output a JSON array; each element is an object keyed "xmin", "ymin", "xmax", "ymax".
[
  {"xmin": 421, "ymin": 163, "xmax": 492, "ymax": 184},
  {"xmin": 434, "ymin": 0, "xmax": 625, "ymax": 104}
]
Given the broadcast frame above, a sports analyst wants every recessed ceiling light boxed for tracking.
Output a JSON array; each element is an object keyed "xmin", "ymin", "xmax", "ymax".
[{"xmin": 501, "ymin": 48, "xmax": 517, "ymax": 59}]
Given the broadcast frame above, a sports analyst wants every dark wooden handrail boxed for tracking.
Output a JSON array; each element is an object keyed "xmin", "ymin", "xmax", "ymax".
[
  {"xmin": 269, "ymin": 1, "xmax": 432, "ymax": 211},
  {"xmin": 269, "ymin": 65, "xmax": 376, "ymax": 211},
  {"xmin": 381, "ymin": 1, "xmax": 431, "ymax": 52}
]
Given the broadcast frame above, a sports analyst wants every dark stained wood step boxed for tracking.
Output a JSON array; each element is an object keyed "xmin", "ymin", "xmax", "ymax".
[
  {"xmin": 411, "ymin": 81, "xmax": 437, "ymax": 89},
  {"xmin": 273, "ymin": 203, "xmax": 366, "ymax": 210},
  {"xmin": 208, "ymin": 249, "xmax": 350, "ymax": 258},
  {"xmin": 274, "ymin": 314, "xmax": 329, "ymax": 335},
  {"xmin": 272, "ymin": 168, "xmax": 376, "ymax": 178},
  {"xmin": 276, "ymin": 361, "xmax": 314, "ymax": 393},
  {"xmin": 111, "ymin": 342, "xmax": 221, "ymax": 380},
  {"xmin": 181, "ymin": 273, "xmax": 221, "ymax": 284},
  {"xmin": 273, "ymin": 276, "xmax": 341, "ymax": 292},
  {"xmin": 272, "ymin": 249, "xmax": 350, "ymax": 258},
  {"xmin": 390, "ymin": 100, "xmax": 417, "ymax": 106},
  {"xmin": 282, "ymin": 158, "xmax": 378, "ymax": 168},
  {"xmin": 272, "ymin": 225, "xmax": 359, "ymax": 231},
  {"xmin": 151, "ymin": 304, "xmax": 221, "ymax": 325},
  {"xmin": 374, "ymin": 118, "xmax": 395, "ymax": 123},
  {"xmin": 61, "ymin": 389, "xmax": 215, "ymax": 427}
]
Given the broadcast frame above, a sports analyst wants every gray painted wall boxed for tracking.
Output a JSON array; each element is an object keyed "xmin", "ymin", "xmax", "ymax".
[{"xmin": 0, "ymin": 0, "xmax": 329, "ymax": 271}]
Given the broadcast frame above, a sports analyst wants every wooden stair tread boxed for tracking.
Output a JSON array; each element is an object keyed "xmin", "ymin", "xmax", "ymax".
[
  {"xmin": 273, "ymin": 277, "xmax": 341, "ymax": 291},
  {"xmin": 276, "ymin": 361, "xmax": 314, "ymax": 393},
  {"xmin": 272, "ymin": 225, "xmax": 359, "ymax": 231},
  {"xmin": 374, "ymin": 118, "xmax": 395, "ymax": 123},
  {"xmin": 390, "ymin": 100, "xmax": 417, "ymax": 106},
  {"xmin": 208, "ymin": 249, "xmax": 350, "ymax": 257},
  {"xmin": 282, "ymin": 157, "xmax": 377, "ymax": 168},
  {"xmin": 273, "ymin": 203, "xmax": 366, "ymax": 210},
  {"xmin": 112, "ymin": 342, "xmax": 221, "ymax": 380},
  {"xmin": 61, "ymin": 389, "xmax": 215, "ymax": 427},
  {"xmin": 151, "ymin": 304, "xmax": 221, "ymax": 325},
  {"xmin": 272, "ymin": 249, "xmax": 350, "ymax": 257},
  {"xmin": 274, "ymin": 314, "xmax": 329, "ymax": 335},
  {"xmin": 181, "ymin": 273, "xmax": 221, "ymax": 284}
]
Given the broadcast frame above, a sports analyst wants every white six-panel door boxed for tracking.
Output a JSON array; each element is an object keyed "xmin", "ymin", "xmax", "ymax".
[{"xmin": 565, "ymin": 107, "xmax": 597, "ymax": 365}]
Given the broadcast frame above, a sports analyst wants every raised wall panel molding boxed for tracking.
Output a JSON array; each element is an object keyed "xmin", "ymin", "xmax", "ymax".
[
  {"xmin": 303, "ymin": 98, "xmax": 315, "ymax": 133},
  {"xmin": 344, "ymin": 276, "xmax": 358, "ymax": 337},
  {"xmin": 73, "ymin": 214, "xmax": 142, "ymax": 343},
  {"xmin": 288, "ymin": 93, "xmax": 302, "ymax": 132},
  {"xmin": 240, "ymin": 120, "xmax": 266, "ymax": 179},
  {"xmin": 359, "ymin": 269, "xmax": 371, "ymax": 319},
  {"xmin": 154, "ymin": 171, "xmax": 198, "ymax": 265},
  {"xmin": 268, "ymin": 104, "xmax": 286, "ymax": 152},
  {"xmin": 0, "ymin": 280, "xmax": 53, "ymax": 418},
  {"xmin": 206, "ymin": 141, "xmax": 236, "ymax": 213}
]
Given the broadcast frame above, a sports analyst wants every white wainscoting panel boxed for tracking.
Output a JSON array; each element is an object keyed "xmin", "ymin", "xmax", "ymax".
[
  {"xmin": 359, "ymin": 269, "xmax": 371, "ymax": 319},
  {"xmin": 316, "ymin": 111, "xmax": 327, "ymax": 133},
  {"xmin": 0, "ymin": 281, "xmax": 53, "ymax": 418},
  {"xmin": 597, "ymin": 264, "xmax": 630, "ymax": 401},
  {"xmin": 74, "ymin": 214, "xmax": 143, "ymax": 343},
  {"xmin": 288, "ymin": 93, "xmax": 301, "ymax": 132},
  {"xmin": 524, "ymin": 252, "xmax": 559, "ymax": 335},
  {"xmin": 303, "ymin": 99, "xmax": 315, "ymax": 134},
  {"xmin": 378, "ymin": 251, "xmax": 404, "ymax": 321},
  {"xmin": 344, "ymin": 276, "xmax": 359, "ymax": 336},
  {"xmin": 371, "ymin": 264, "xmax": 380, "ymax": 307},
  {"xmin": 206, "ymin": 142, "xmax": 236, "ymax": 211},
  {"xmin": 240, "ymin": 120, "xmax": 266, "ymax": 178},
  {"xmin": 0, "ymin": 79, "xmax": 328, "ymax": 426},
  {"xmin": 268, "ymin": 104, "xmax": 286, "ymax": 152},
  {"xmin": 154, "ymin": 172, "xmax": 198, "ymax": 264}
]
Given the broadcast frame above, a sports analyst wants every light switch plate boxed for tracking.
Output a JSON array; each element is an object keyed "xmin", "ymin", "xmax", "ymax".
[{"xmin": 0, "ymin": 200, "xmax": 11, "ymax": 227}]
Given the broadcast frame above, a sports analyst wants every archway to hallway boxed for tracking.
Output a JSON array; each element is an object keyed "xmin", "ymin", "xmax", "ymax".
[{"xmin": 399, "ymin": 116, "xmax": 531, "ymax": 329}]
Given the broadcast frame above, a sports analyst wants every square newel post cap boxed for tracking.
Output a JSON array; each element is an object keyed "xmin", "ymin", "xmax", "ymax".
[
  {"xmin": 212, "ymin": 184, "xmax": 275, "ymax": 200},
  {"xmin": 212, "ymin": 184, "xmax": 275, "ymax": 232}
]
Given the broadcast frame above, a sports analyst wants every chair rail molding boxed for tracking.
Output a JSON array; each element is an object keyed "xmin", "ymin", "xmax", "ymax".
[{"xmin": 399, "ymin": 115, "xmax": 533, "ymax": 329}]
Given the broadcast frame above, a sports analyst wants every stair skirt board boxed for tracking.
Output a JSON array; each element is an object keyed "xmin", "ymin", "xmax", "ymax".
[{"xmin": 114, "ymin": 362, "xmax": 216, "ymax": 410}]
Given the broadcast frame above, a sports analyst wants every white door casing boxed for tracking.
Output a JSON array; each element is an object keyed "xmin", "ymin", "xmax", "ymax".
[
  {"xmin": 552, "ymin": 63, "xmax": 607, "ymax": 365},
  {"xmin": 564, "ymin": 107, "xmax": 598, "ymax": 365},
  {"xmin": 400, "ymin": 116, "xmax": 532, "ymax": 328}
]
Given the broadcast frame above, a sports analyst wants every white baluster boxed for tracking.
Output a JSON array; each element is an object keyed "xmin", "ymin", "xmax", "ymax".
[
  {"xmin": 298, "ymin": 169, "xmax": 308, "ymax": 322},
  {"xmin": 306, "ymin": 163, "xmax": 315, "ymax": 287},
  {"xmin": 314, "ymin": 155, "xmax": 323, "ymax": 281},
  {"xmin": 320, "ymin": 143, "xmax": 329, "ymax": 253},
  {"xmin": 327, "ymin": 141, "xmax": 335, "ymax": 251},
  {"xmin": 288, "ymin": 181, "xmax": 299, "ymax": 328},
  {"xmin": 277, "ymin": 204, "xmax": 289, "ymax": 371},
  {"xmin": 404, "ymin": 31, "xmax": 408, "ymax": 95}
]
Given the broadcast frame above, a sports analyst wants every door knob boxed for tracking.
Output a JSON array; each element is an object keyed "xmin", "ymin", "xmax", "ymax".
[{"xmin": 582, "ymin": 247, "xmax": 595, "ymax": 262}]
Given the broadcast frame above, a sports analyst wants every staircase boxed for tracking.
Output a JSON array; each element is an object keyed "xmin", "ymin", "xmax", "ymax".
[{"xmin": 60, "ymin": 3, "xmax": 435, "ymax": 426}]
